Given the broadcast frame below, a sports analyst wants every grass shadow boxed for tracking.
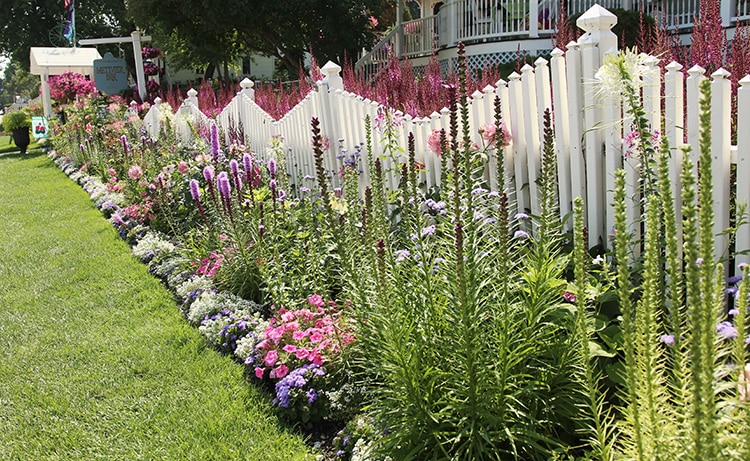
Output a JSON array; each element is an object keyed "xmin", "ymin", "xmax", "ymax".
[{"xmin": 0, "ymin": 149, "xmax": 46, "ymax": 161}]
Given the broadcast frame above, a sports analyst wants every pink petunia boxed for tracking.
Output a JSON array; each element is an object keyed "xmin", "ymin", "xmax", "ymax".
[
  {"xmin": 254, "ymin": 367, "xmax": 265, "ymax": 379},
  {"xmin": 295, "ymin": 348, "xmax": 310, "ymax": 360},
  {"xmin": 427, "ymin": 129, "xmax": 451, "ymax": 155},
  {"xmin": 282, "ymin": 344, "xmax": 297, "ymax": 354},
  {"xmin": 270, "ymin": 364, "xmax": 289, "ymax": 379},
  {"xmin": 264, "ymin": 349, "xmax": 278, "ymax": 367},
  {"xmin": 311, "ymin": 352, "xmax": 325, "ymax": 366},
  {"xmin": 309, "ymin": 331, "xmax": 324, "ymax": 343},
  {"xmin": 308, "ymin": 294, "xmax": 325, "ymax": 308},
  {"xmin": 292, "ymin": 330, "xmax": 307, "ymax": 341}
]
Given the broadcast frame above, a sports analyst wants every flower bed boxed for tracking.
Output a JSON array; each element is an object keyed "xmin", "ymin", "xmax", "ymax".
[{"xmin": 46, "ymin": 45, "xmax": 750, "ymax": 460}]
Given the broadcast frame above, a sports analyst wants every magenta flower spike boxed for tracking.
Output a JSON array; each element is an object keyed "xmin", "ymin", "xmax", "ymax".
[{"xmin": 243, "ymin": 153, "xmax": 253, "ymax": 174}]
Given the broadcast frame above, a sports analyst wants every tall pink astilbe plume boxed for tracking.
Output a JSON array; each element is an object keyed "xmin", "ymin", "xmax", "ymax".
[
  {"xmin": 552, "ymin": 1, "xmax": 578, "ymax": 50},
  {"xmin": 689, "ymin": 0, "xmax": 728, "ymax": 74},
  {"xmin": 197, "ymin": 79, "xmax": 219, "ymax": 117},
  {"xmin": 165, "ymin": 84, "xmax": 184, "ymax": 112},
  {"xmin": 649, "ymin": 12, "xmax": 686, "ymax": 67}
]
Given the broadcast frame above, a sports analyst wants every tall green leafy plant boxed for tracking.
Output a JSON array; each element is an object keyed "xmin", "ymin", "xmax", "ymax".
[
  {"xmin": 602, "ymin": 51, "xmax": 750, "ymax": 460},
  {"xmin": 353, "ymin": 44, "xmax": 591, "ymax": 460}
]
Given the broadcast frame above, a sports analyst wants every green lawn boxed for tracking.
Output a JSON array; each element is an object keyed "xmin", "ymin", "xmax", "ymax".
[
  {"xmin": 0, "ymin": 151, "xmax": 314, "ymax": 460},
  {"xmin": 0, "ymin": 133, "xmax": 40, "ymax": 154}
]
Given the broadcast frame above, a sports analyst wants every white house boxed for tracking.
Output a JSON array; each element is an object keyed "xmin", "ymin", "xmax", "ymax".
[{"xmin": 357, "ymin": 0, "xmax": 750, "ymax": 75}]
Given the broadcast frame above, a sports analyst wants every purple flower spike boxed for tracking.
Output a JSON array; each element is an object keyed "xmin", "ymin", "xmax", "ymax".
[
  {"xmin": 268, "ymin": 158, "xmax": 277, "ymax": 178},
  {"xmin": 120, "ymin": 135, "xmax": 129, "ymax": 154},
  {"xmin": 230, "ymin": 159, "xmax": 239, "ymax": 176},
  {"xmin": 217, "ymin": 172, "xmax": 231, "ymax": 198},
  {"xmin": 210, "ymin": 124, "xmax": 220, "ymax": 159},
  {"xmin": 269, "ymin": 179, "xmax": 277, "ymax": 191},
  {"xmin": 203, "ymin": 166, "xmax": 214, "ymax": 183},
  {"xmin": 189, "ymin": 179, "xmax": 201, "ymax": 201},
  {"xmin": 243, "ymin": 153, "xmax": 253, "ymax": 173}
]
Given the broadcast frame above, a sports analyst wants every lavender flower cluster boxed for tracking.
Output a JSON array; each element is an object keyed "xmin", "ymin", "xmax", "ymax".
[{"xmin": 273, "ymin": 363, "xmax": 326, "ymax": 409}]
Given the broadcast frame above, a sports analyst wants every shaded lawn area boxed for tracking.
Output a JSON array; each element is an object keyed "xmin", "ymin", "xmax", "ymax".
[{"xmin": 0, "ymin": 151, "xmax": 313, "ymax": 460}]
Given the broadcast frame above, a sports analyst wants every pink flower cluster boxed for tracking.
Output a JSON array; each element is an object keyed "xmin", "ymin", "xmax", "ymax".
[
  {"xmin": 253, "ymin": 295, "xmax": 356, "ymax": 380},
  {"xmin": 194, "ymin": 251, "xmax": 224, "ymax": 277},
  {"xmin": 48, "ymin": 72, "xmax": 97, "ymax": 104},
  {"xmin": 427, "ymin": 129, "xmax": 451, "ymax": 155}
]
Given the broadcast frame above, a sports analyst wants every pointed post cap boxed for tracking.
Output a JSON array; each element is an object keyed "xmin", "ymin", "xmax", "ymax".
[
  {"xmin": 576, "ymin": 4, "xmax": 618, "ymax": 33},
  {"xmin": 321, "ymin": 61, "xmax": 342, "ymax": 77},
  {"xmin": 240, "ymin": 78, "xmax": 254, "ymax": 89}
]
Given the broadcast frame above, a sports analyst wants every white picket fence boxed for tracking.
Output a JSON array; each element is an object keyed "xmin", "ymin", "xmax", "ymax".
[{"xmin": 142, "ymin": 5, "xmax": 750, "ymax": 268}]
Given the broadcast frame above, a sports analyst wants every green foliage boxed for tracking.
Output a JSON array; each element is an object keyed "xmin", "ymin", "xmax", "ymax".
[
  {"xmin": 127, "ymin": 0, "xmax": 389, "ymax": 77},
  {"xmin": 1, "ymin": 109, "xmax": 31, "ymax": 131},
  {"xmin": 0, "ymin": 0, "xmax": 132, "ymax": 71}
]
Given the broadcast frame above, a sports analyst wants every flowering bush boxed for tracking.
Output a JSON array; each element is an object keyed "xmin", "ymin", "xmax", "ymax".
[
  {"xmin": 250, "ymin": 295, "xmax": 355, "ymax": 379},
  {"xmin": 243, "ymin": 295, "xmax": 356, "ymax": 423},
  {"xmin": 48, "ymin": 72, "xmax": 98, "ymax": 104}
]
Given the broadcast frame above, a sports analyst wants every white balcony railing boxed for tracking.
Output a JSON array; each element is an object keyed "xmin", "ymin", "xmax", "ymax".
[{"xmin": 356, "ymin": 0, "xmax": 750, "ymax": 74}]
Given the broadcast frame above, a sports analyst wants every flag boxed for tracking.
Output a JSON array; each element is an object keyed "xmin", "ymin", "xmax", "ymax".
[{"xmin": 63, "ymin": 0, "xmax": 75, "ymax": 44}]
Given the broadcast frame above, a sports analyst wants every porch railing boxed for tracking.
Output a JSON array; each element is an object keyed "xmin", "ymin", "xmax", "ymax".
[{"xmin": 355, "ymin": 0, "xmax": 750, "ymax": 74}]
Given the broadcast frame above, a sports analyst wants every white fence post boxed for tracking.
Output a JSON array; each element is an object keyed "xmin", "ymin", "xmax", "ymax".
[
  {"xmin": 575, "ymin": 4, "xmax": 618, "ymax": 247},
  {"xmin": 737, "ymin": 76, "xmax": 750, "ymax": 268},
  {"xmin": 186, "ymin": 88, "xmax": 198, "ymax": 108},
  {"xmin": 711, "ymin": 68, "xmax": 732, "ymax": 263},
  {"xmin": 508, "ymin": 71, "xmax": 529, "ymax": 215},
  {"xmin": 686, "ymin": 65, "xmax": 706, "ymax": 181},
  {"xmin": 240, "ymin": 78, "xmax": 255, "ymax": 101},
  {"xmin": 521, "ymin": 64, "xmax": 541, "ymax": 217},
  {"xmin": 664, "ymin": 61, "xmax": 684, "ymax": 255},
  {"xmin": 550, "ymin": 48, "xmax": 572, "ymax": 228}
]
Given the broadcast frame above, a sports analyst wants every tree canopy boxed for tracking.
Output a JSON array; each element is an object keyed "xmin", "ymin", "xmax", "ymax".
[
  {"xmin": 0, "ymin": 0, "xmax": 133, "ymax": 71},
  {"xmin": 127, "ymin": 0, "xmax": 391, "ymax": 78}
]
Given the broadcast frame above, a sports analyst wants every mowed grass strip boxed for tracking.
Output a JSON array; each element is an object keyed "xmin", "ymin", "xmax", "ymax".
[{"xmin": 0, "ymin": 151, "xmax": 313, "ymax": 461}]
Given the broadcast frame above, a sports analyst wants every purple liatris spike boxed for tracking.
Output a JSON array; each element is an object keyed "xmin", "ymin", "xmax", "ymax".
[
  {"xmin": 230, "ymin": 159, "xmax": 239, "ymax": 176},
  {"xmin": 120, "ymin": 135, "xmax": 128, "ymax": 155},
  {"xmin": 210, "ymin": 123, "xmax": 220, "ymax": 159},
  {"xmin": 217, "ymin": 172, "xmax": 231, "ymax": 198},
  {"xmin": 269, "ymin": 179, "xmax": 277, "ymax": 191},
  {"xmin": 243, "ymin": 153, "xmax": 253, "ymax": 173},
  {"xmin": 189, "ymin": 179, "xmax": 201, "ymax": 202},
  {"xmin": 268, "ymin": 157, "xmax": 277, "ymax": 178},
  {"xmin": 203, "ymin": 166, "xmax": 214, "ymax": 183}
]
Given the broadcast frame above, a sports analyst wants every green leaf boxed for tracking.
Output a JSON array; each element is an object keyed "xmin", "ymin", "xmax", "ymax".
[{"xmin": 589, "ymin": 340, "xmax": 616, "ymax": 358}]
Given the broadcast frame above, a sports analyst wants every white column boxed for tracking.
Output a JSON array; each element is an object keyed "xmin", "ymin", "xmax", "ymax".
[
  {"xmin": 40, "ymin": 71, "xmax": 52, "ymax": 118},
  {"xmin": 131, "ymin": 31, "xmax": 147, "ymax": 100}
]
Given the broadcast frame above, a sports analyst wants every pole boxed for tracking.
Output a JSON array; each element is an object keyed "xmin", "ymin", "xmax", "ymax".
[{"xmin": 131, "ymin": 31, "xmax": 147, "ymax": 100}]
